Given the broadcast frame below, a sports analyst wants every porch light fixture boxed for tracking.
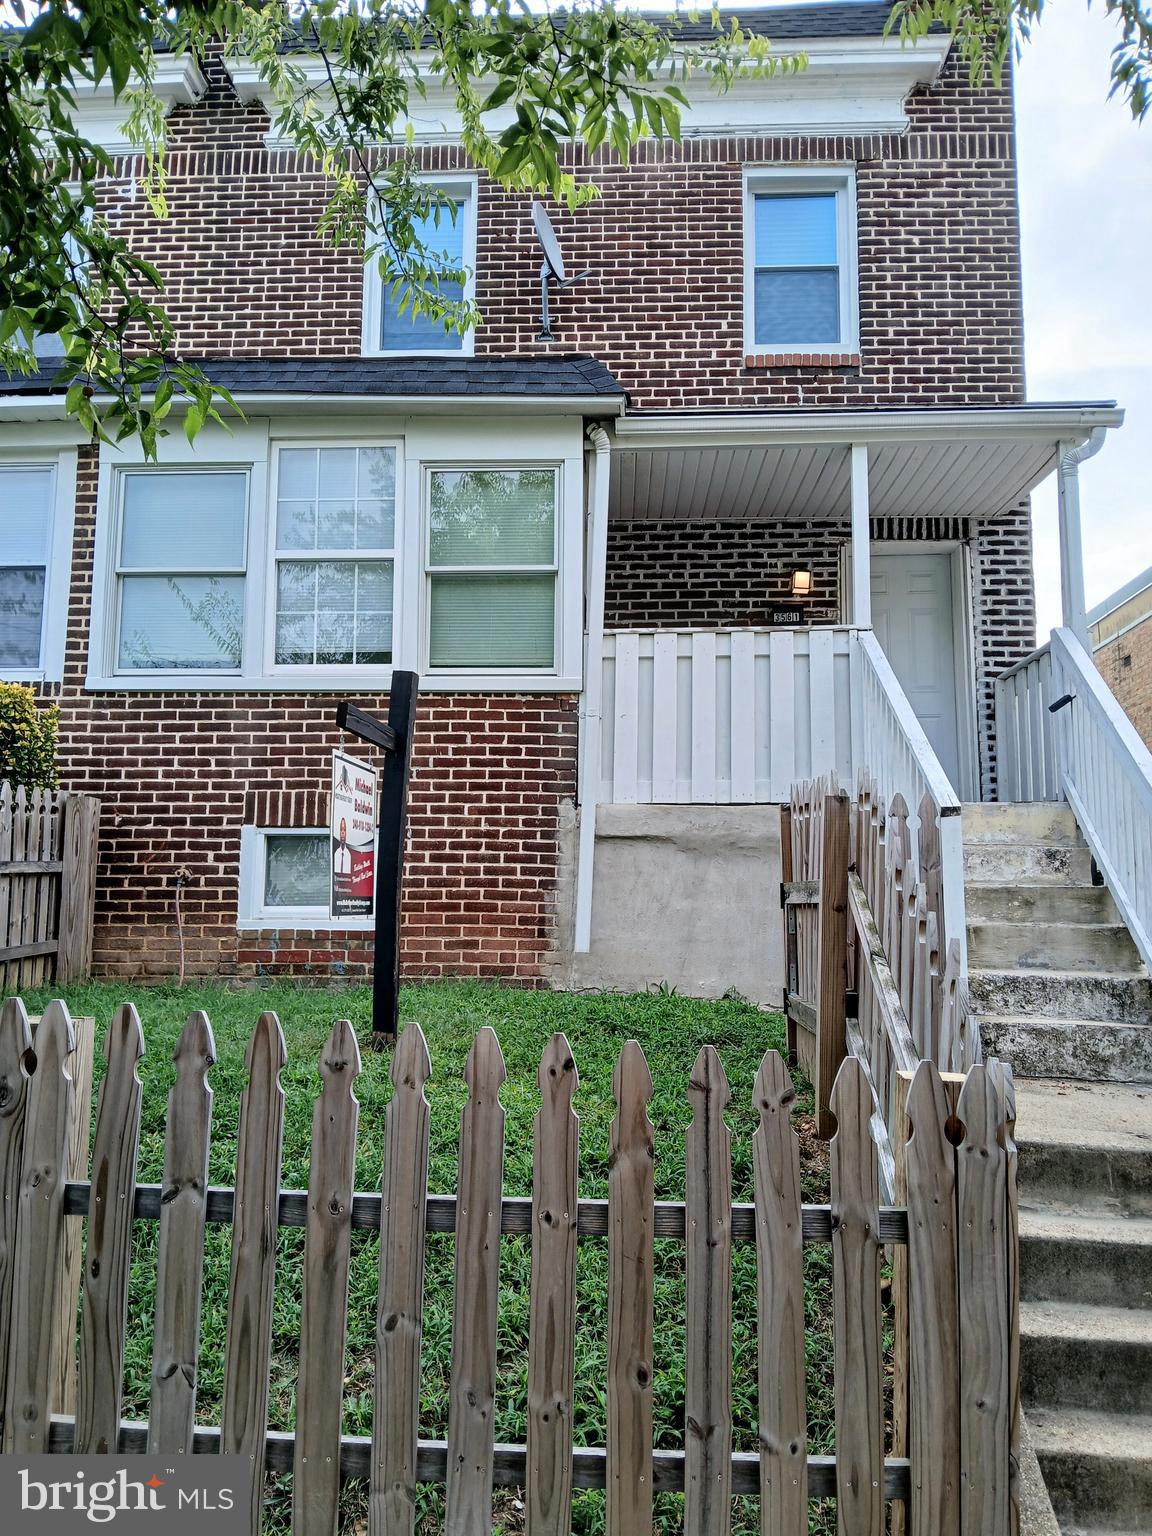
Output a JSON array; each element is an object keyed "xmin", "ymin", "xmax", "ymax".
[{"xmin": 790, "ymin": 567, "xmax": 813, "ymax": 598}]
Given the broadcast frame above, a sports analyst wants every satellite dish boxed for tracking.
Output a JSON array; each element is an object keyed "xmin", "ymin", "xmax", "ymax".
[
  {"xmin": 532, "ymin": 201, "xmax": 567, "ymax": 283},
  {"xmin": 530, "ymin": 201, "xmax": 589, "ymax": 339}
]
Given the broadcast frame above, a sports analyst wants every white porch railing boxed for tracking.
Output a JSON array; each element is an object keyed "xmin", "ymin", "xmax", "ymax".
[
  {"xmin": 994, "ymin": 643, "xmax": 1059, "ymax": 803},
  {"xmin": 853, "ymin": 630, "xmax": 968, "ymax": 975},
  {"xmin": 598, "ymin": 627, "xmax": 856, "ymax": 805},
  {"xmin": 994, "ymin": 627, "xmax": 1152, "ymax": 972}
]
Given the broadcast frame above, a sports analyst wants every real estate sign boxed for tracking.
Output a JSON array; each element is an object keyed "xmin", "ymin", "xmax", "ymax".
[{"xmin": 330, "ymin": 749, "xmax": 377, "ymax": 921}]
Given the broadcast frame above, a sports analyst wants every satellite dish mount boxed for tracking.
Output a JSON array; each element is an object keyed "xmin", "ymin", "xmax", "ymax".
[{"xmin": 532, "ymin": 202, "xmax": 590, "ymax": 341}]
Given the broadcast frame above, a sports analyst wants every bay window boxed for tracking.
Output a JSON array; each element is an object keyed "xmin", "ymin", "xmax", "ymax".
[
  {"xmin": 427, "ymin": 468, "xmax": 558, "ymax": 670},
  {"xmin": 273, "ymin": 445, "xmax": 396, "ymax": 668},
  {"xmin": 116, "ymin": 470, "xmax": 248, "ymax": 671}
]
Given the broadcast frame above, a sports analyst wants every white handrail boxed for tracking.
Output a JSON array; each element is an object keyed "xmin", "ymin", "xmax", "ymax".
[
  {"xmin": 853, "ymin": 630, "xmax": 967, "ymax": 975},
  {"xmin": 995, "ymin": 643, "xmax": 1059, "ymax": 803},
  {"xmin": 1049, "ymin": 627, "xmax": 1152, "ymax": 970}
]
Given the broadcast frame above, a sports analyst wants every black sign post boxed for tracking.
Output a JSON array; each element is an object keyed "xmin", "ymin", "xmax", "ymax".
[{"xmin": 335, "ymin": 670, "xmax": 419, "ymax": 1045}]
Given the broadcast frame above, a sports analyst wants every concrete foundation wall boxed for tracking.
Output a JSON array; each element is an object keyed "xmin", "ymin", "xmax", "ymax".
[{"xmin": 550, "ymin": 804, "xmax": 784, "ymax": 1007}]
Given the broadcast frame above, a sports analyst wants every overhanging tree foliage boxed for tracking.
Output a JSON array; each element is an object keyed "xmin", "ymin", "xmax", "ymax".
[{"xmin": 1, "ymin": 0, "xmax": 1148, "ymax": 454}]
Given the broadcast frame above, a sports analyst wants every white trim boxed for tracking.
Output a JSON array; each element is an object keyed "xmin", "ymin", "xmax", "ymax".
[
  {"xmin": 0, "ymin": 392, "xmax": 625, "ymax": 422},
  {"xmin": 237, "ymin": 824, "xmax": 375, "ymax": 931},
  {"xmin": 67, "ymin": 55, "xmax": 208, "ymax": 151},
  {"xmin": 612, "ymin": 404, "xmax": 1125, "ymax": 448},
  {"xmin": 0, "ymin": 448, "xmax": 78, "ymax": 683},
  {"xmin": 849, "ymin": 442, "xmax": 870, "ymax": 626},
  {"xmin": 743, "ymin": 166, "xmax": 859, "ymax": 356},
  {"xmin": 226, "ymin": 35, "xmax": 951, "ymax": 146},
  {"xmin": 362, "ymin": 176, "xmax": 478, "ymax": 359}
]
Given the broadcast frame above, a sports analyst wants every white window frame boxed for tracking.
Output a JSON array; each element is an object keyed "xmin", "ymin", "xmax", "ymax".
[
  {"xmin": 743, "ymin": 167, "xmax": 859, "ymax": 355},
  {"xmin": 0, "ymin": 439, "xmax": 79, "ymax": 684},
  {"xmin": 422, "ymin": 461, "xmax": 563, "ymax": 680},
  {"xmin": 87, "ymin": 414, "xmax": 585, "ymax": 693},
  {"xmin": 265, "ymin": 438, "xmax": 403, "ymax": 681},
  {"xmin": 111, "ymin": 464, "xmax": 252, "ymax": 677},
  {"xmin": 237, "ymin": 824, "xmax": 376, "ymax": 931},
  {"xmin": 361, "ymin": 174, "xmax": 478, "ymax": 359}
]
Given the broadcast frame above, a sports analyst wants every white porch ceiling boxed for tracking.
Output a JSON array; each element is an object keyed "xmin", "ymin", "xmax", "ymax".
[{"xmin": 608, "ymin": 405, "xmax": 1124, "ymax": 523}]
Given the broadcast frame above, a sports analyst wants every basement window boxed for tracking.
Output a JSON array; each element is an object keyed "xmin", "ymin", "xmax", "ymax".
[
  {"xmin": 237, "ymin": 826, "xmax": 374, "ymax": 930},
  {"xmin": 744, "ymin": 169, "xmax": 858, "ymax": 354}
]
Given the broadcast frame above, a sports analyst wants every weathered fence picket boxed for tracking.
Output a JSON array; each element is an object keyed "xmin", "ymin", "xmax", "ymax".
[
  {"xmin": 293, "ymin": 1019, "xmax": 362, "ymax": 1536},
  {"xmin": 0, "ymin": 1000, "xmax": 1020, "ymax": 1535},
  {"xmin": 371, "ymin": 1020, "xmax": 431, "ymax": 1536},
  {"xmin": 149, "ymin": 1010, "xmax": 216, "ymax": 1455},
  {"xmin": 0, "ymin": 785, "xmax": 99, "ymax": 990}
]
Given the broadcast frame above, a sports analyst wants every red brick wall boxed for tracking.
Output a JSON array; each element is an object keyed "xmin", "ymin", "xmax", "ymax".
[
  {"xmin": 1095, "ymin": 619, "xmax": 1152, "ymax": 750},
  {"xmin": 99, "ymin": 48, "xmax": 1024, "ymax": 412},
  {"xmin": 44, "ymin": 450, "xmax": 578, "ymax": 983}
]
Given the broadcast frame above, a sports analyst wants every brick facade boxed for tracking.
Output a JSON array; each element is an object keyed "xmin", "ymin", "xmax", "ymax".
[
  {"xmin": 16, "ymin": 29, "xmax": 1038, "ymax": 980},
  {"xmin": 1092, "ymin": 593, "xmax": 1152, "ymax": 750}
]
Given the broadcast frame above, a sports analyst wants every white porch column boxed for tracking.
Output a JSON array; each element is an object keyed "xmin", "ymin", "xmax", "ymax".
[
  {"xmin": 1057, "ymin": 428, "xmax": 1106, "ymax": 651},
  {"xmin": 573, "ymin": 425, "xmax": 611, "ymax": 954},
  {"xmin": 850, "ymin": 442, "xmax": 871, "ymax": 626}
]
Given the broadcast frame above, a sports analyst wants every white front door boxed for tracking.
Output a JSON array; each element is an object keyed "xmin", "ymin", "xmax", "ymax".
[{"xmin": 870, "ymin": 551, "xmax": 962, "ymax": 792}]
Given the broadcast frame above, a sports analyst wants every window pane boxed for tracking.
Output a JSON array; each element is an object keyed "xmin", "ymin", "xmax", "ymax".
[
  {"xmin": 277, "ymin": 447, "xmax": 396, "ymax": 554},
  {"xmin": 0, "ymin": 467, "xmax": 53, "ymax": 563},
  {"xmin": 429, "ymin": 469, "xmax": 555, "ymax": 567},
  {"xmin": 263, "ymin": 833, "xmax": 329, "ymax": 909},
  {"xmin": 118, "ymin": 575, "xmax": 245, "ymax": 669},
  {"xmin": 380, "ymin": 199, "xmax": 467, "ymax": 353},
  {"xmin": 755, "ymin": 193, "xmax": 838, "ymax": 267},
  {"xmin": 754, "ymin": 270, "xmax": 841, "ymax": 345},
  {"xmin": 0, "ymin": 568, "xmax": 46, "ymax": 667},
  {"xmin": 429, "ymin": 572, "xmax": 555, "ymax": 668},
  {"xmin": 275, "ymin": 560, "xmax": 393, "ymax": 665},
  {"xmin": 121, "ymin": 473, "xmax": 247, "ymax": 569}
]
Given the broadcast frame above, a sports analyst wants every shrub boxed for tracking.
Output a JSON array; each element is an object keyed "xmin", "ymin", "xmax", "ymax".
[{"xmin": 0, "ymin": 682, "xmax": 59, "ymax": 790}]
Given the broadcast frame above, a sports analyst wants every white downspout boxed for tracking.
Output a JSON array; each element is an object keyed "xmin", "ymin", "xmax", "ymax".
[
  {"xmin": 1056, "ymin": 426, "xmax": 1107, "ymax": 651},
  {"xmin": 574, "ymin": 425, "xmax": 611, "ymax": 953}
]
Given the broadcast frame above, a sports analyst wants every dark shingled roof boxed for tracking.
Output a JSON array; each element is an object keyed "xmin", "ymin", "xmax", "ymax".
[{"xmin": 0, "ymin": 355, "xmax": 626, "ymax": 401}]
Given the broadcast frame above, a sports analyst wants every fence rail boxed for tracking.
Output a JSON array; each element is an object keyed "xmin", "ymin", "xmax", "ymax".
[
  {"xmin": 0, "ymin": 998, "xmax": 1019, "ymax": 1536},
  {"xmin": 599, "ymin": 627, "xmax": 856, "ymax": 804},
  {"xmin": 0, "ymin": 784, "xmax": 99, "ymax": 989}
]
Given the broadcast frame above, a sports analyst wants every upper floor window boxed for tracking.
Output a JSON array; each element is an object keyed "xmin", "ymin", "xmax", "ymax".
[
  {"xmin": 363, "ymin": 180, "xmax": 477, "ymax": 357},
  {"xmin": 0, "ymin": 450, "xmax": 78, "ymax": 681},
  {"xmin": 744, "ymin": 170, "xmax": 858, "ymax": 354}
]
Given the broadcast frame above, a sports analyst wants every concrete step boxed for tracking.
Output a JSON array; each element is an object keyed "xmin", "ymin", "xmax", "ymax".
[
  {"xmin": 966, "ymin": 882, "xmax": 1119, "ymax": 925},
  {"xmin": 1015, "ymin": 1079, "xmax": 1152, "ymax": 1215},
  {"xmin": 968, "ymin": 921, "xmax": 1143, "ymax": 973},
  {"xmin": 962, "ymin": 801, "xmax": 1083, "ymax": 846},
  {"xmin": 1019, "ymin": 1207, "xmax": 1152, "ymax": 1310},
  {"xmin": 970, "ymin": 969, "xmax": 1152, "ymax": 1023},
  {"xmin": 965, "ymin": 841, "xmax": 1095, "ymax": 885},
  {"xmin": 982, "ymin": 1017, "xmax": 1152, "ymax": 1083},
  {"xmin": 1028, "ymin": 1408, "xmax": 1152, "ymax": 1532},
  {"xmin": 1021, "ymin": 1301, "xmax": 1152, "ymax": 1415}
]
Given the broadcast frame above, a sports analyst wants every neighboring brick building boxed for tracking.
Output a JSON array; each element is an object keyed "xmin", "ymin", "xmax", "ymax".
[
  {"xmin": 1090, "ymin": 566, "xmax": 1152, "ymax": 750},
  {"xmin": 0, "ymin": 4, "xmax": 1123, "ymax": 984}
]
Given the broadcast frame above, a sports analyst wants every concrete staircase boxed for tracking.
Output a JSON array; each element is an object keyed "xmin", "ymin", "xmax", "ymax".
[
  {"xmin": 963, "ymin": 802, "xmax": 1152, "ymax": 1083},
  {"xmin": 1015, "ymin": 1079, "xmax": 1152, "ymax": 1535}
]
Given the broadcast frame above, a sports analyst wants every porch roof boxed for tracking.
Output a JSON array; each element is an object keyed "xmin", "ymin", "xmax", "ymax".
[{"xmin": 608, "ymin": 402, "xmax": 1124, "ymax": 522}]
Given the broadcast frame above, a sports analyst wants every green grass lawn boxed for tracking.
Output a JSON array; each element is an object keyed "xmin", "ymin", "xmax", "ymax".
[{"xmin": 22, "ymin": 979, "xmax": 847, "ymax": 1534}]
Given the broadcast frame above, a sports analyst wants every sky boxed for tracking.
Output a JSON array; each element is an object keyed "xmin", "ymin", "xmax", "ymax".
[{"xmin": 1013, "ymin": 2, "xmax": 1152, "ymax": 632}]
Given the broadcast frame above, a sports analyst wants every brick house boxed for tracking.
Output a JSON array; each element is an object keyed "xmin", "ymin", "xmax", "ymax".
[
  {"xmin": 1090, "ymin": 566, "xmax": 1152, "ymax": 750},
  {"xmin": 0, "ymin": 3, "xmax": 1125, "ymax": 992}
]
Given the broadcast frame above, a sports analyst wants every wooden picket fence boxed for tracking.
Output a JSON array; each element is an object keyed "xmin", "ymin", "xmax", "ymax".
[
  {"xmin": 0, "ymin": 997, "xmax": 1020, "ymax": 1536},
  {"xmin": 782, "ymin": 772, "xmax": 977, "ymax": 1166},
  {"xmin": 0, "ymin": 783, "xmax": 100, "ymax": 989}
]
